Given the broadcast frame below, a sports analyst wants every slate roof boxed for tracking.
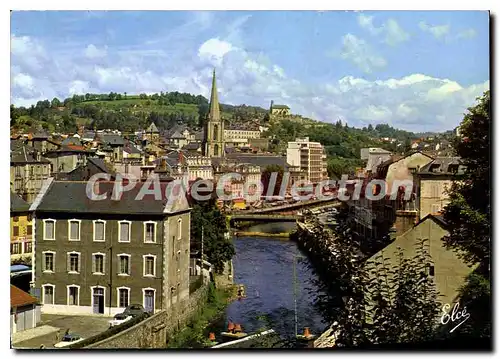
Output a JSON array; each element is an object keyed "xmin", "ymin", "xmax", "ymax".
[
  {"xmin": 35, "ymin": 181, "xmax": 188, "ymax": 215},
  {"xmin": 123, "ymin": 142, "xmax": 142, "ymax": 154},
  {"xmin": 11, "ymin": 146, "xmax": 50, "ymax": 164},
  {"xmin": 182, "ymin": 142, "xmax": 201, "ymax": 151},
  {"xmin": 62, "ymin": 136, "xmax": 82, "ymax": 146},
  {"xmin": 11, "ymin": 285, "xmax": 38, "ymax": 308},
  {"xmin": 11, "ymin": 192, "xmax": 30, "ymax": 212},
  {"xmin": 32, "ymin": 131, "xmax": 50, "ymax": 140},
  {"xmin": 88, "ymin": 158, "xmax": 114, "ymax": 174},
  {"xmin": 99, "ymin": 134, "xmax": 125, "ymax": 146},
  {"xmin": 418, "ymin": 213, "xmax": 448, "ymax": 229},
  {"xmin": 194, "ymin": 130, "xmax": 204, "ymax": 141},
  {"xmin": 11, "ymin": 139, "xmax": 24, "ymax": 151},
  {"xmin": 272, "ymin": 104, "xmax": 290, "ymax": 109},
  {"xmin": 146, "ymin": 122, "xmax": 160, "ymax": 134},
  {"xmin": 419, "ymin": 157, "xmax": 464, "ymax": 175},
  {"xmin": 169, "ymin": 131, "xmax": 185, "ymax": 139},
  {"xmin": 225, "ymin": 153, "xmax": 289, "ymax": 169}
]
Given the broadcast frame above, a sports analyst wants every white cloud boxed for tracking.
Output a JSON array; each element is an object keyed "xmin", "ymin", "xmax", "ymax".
[
  {"xmin": 384, "ymin": 19, "xmax": 410, "ymax": 46},
  {"xmin": 457, "ymin": 28, "xmax": 477, "ymax": 40},
  {"xmin": 357, "ymin": 15, "xmax": 409, "ymax": 46},
  {"xmin": 198, "ymin": 38, "xmax": 234, "ymax": 66},
  {"xmin": 12, "ymin": 73, "xmax": 34, "ymax": 90},
  {"xmin": 419, "ymin": 21, "xmax": 450, "ymax": 40},
  {"xmin": 84, "ymin": 44, "xmax": 107, "ymax": 58},
  {"xmin": 10, "ymin": 33, "xmax": 489, "ymax": 132},
  {"xmin": 339, "ymin": 34, "xmax": 387, "ymax": 73},
  {"xmin": 69, "ymin": 80, "xmax": 90, "ymax": 95}
]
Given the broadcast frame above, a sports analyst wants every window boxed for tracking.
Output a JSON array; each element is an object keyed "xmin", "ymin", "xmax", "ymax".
[
  {"xmin": 143, "ymin": 255, "xmax": 156, "ymax": 277},
  {"xmin": 118, "ymin": 254, "xmax": 131, "ymax": 275},
  {"xmin": 68, "ymin": 286, "xmax": 80, "ymax": 306},
  {"xmin": 11, "ymin": 243, "xmax": 21, "ymax": 254},
  {"xmin": 119, "ymin": 221, "xmax": 131, "ymax": 243},
  {"xmin": 144, "ymin": 222, "xmax": 156, "ymax": 243},
  {"xmin": 68, "ymin": 220, "xmax": 81, "ymax": 241},
  {"xmin": 92, "ymin": 253, "xmax": 105, "ymax": 274},
  {"xmin": 117, "ymin": 287, "xmax": 130, "ymax": 308},
  {"xmin": 13, "ymin": 226, "xmax": 19, "ymax": 236},
  {"xmin": 431, "ymin": 183, "xmax": 440, "ymax": 198},
  {"xmin": 43, "ymin": 251, "xmax": 55, "ymax": 272},
  {"xmin": 42, "ymin": 285, "xmax": 55, "ymax": 305},
  {"xmin": 93, "ymin": 220, "xmax": 106, "ymax": 242},
  {"xmin": 67, "ymin": 252, "xmax": 81, "ymax": 273},
  {"xmin": 177, "ymin": 219, "xmax": 182, "ymax": 241},
  {"xmin": 43, "ymin": 219, "xmax": 56, "ymax": 240},
  {"xmin": 13, "ymin": 216, "xmax": 19, "ymax": 222},
  {"xmin": 426, "ymin": 264, "xmax": 435, "ymax": 277},
  {"xmin": 27, "ymin": 225, "xmax": 33, "ymax": 235},
  {"xmin": 24, "ymin": 241, "xmax": 32, "ymax": 253}
]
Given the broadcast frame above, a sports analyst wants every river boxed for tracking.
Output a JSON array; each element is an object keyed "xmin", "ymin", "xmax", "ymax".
[{"xmin": 206, "ymin": 222, "xmax": 328, "ymax": 344}]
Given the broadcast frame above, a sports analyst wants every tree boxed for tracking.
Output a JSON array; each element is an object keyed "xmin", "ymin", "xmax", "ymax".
[
  {"xmin": 302, "ymin": 210, "xmax": 440, "ymax": 348},
  {"xmin": 441, "ymin": 90, "xmax": 491, "ymax": 339},
  {"xmin": 51, "ymin": 97, "xmax": 61, "ymax": 108},
  {"xmin": 442, "ymin": 90, "xmax": 490, "ymax": 271},
  {"xmin": 189, "ymin": 187, "xmax": 235, "ymax": 274}
]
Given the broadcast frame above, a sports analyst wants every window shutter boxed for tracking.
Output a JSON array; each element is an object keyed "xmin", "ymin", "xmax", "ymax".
[
  {"xmin": 71, "ymin": 222, "xmax": 79, "ymax": 240},
  {"xmin": 67, "ymin": 253, "xmax": 71, "ymax": 271},
  {"xmin": 92, "ymin": 255, "xmax": 96, "ymax": 273}
]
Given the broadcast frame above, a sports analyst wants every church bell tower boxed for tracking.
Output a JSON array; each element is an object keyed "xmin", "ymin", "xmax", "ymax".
[{"xmin": 203, "ymin": 69, "xmax": 225, "ymax": 158}]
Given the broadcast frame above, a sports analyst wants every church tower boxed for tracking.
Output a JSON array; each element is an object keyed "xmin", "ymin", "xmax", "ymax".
[{"xmin": 203, "ymin": 69, "xmax": 225, "ymax": 158}]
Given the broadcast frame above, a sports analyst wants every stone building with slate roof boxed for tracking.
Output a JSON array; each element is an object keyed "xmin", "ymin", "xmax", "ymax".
[
  {"xmin": 31, "ymin": 179, "xmax": 191, "ymax": 316},
  {"xmin": 10, "ymin": 145, "xmax": 51, "ymax": 203},
  {"xmin": 415, "ymin": 157, "xmax": 464, "ymax": 220},
  {"xmin": 145, "ymin": 122, "xmax": 160, "ymax": 143}
]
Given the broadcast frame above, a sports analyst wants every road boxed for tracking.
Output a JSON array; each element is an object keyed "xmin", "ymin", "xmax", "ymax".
[{"xmin": 13, "ymin": 314, "xmax": 110, "ymax": 349}]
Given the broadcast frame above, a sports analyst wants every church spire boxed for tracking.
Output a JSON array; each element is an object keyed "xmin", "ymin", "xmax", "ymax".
[{"xmin": 208, "ymin": 68, "xmax": 221, "ymax": 121}]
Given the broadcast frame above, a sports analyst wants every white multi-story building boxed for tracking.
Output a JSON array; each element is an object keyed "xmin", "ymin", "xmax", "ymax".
[{"xmin": 286, "ymin": 137, "xmax": 328, "ymax": 184}]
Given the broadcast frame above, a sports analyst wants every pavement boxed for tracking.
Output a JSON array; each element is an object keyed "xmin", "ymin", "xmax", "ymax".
[{"xmin": 12, "ymin": 314, "xmax": 111, "ymax": 349}]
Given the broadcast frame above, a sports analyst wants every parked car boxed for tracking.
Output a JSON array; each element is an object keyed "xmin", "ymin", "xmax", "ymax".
[
  {"xmin": 123, "ymin": 304, "xmax": 148, "ymax": 318},
  {"xmin": 54, "ymin": 334, "xmax": 84, "ymax": 348},
  {"xmin": 109, "ymin": 313, "xmax": 133, "ymax": 328}
]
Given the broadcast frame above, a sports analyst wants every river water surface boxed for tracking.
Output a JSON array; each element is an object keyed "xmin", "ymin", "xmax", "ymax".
[{"xmin": 206, "ymin": 223, "xmax": 328, "ymax": 343}]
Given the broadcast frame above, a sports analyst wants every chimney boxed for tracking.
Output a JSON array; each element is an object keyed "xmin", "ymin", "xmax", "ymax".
[{"xmin": 161, "ymin": 158, "xmax": 166, "ymax": 170}]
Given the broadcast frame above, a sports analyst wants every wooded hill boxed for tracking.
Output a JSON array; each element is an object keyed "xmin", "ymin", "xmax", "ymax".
[{"xmin": 11, "ymin": 91, "xmax": 451, "ymax": 177}]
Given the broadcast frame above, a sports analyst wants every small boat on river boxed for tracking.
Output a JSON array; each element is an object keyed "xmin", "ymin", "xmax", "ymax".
[{"xmin": 221, "ymin": 322, "xmax": 248, "ymax": 340}]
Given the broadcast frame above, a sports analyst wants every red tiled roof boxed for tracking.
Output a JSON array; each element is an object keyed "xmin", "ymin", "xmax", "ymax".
[{"xmin": 11, "ymin": 285, "xmax": 38, "ymax": 308}]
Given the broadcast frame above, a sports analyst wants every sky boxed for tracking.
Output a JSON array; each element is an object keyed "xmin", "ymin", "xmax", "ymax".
[{"xmin": 10, "ymin": 10, "xmax": 490, "ymax": 132}]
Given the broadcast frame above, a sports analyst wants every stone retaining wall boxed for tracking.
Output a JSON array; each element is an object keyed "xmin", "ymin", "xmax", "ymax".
[{"xmin": 85, "ymin": 285, "xmax": 209, "ymax": 349}]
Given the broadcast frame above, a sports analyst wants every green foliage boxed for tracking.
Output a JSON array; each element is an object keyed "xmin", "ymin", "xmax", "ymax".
[
  {"xmin": 442, "ymin": 90, "xmax": 490, "ymax": 271},
  {"xmin": 190, "ymin": 197, "xmax": 235, "ymax": 274},
  {"xmin": 441, "ymin": 90, "xmax": 491, "ymax": 340},
  {"xmin": 261, "ymin": 164, "xmax": 285, "ymax": 196},
  {"xmin": 168, "ymin": 283, "xmax": 231, "ymax": 348},
  {"xmin": 300, "ymin": 213, "xmax": 440, "ymax": 347},
  {"xmin": 327, "ymin": 157, "xmax": 364, "ymax": 179}
]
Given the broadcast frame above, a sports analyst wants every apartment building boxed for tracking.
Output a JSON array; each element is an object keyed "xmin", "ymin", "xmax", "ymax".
[
  {"xmin": 224, "ymin": 127, "xmax": 261, "ymax": 148},
  {"xmin": 286, "ymin": 137, "xmax": 328, "ymax": 184},
  {"xmin": 416, "ymin": 157, "xmax": 464, "ymax": 220},
  {"xmin": 32, "ymin": 179, "xmax": 191, "ymax": 316}
]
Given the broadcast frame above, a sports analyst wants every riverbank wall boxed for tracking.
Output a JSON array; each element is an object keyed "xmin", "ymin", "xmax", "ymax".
[{"xmin": 82, "ymin": 285, "xmax": 209, "ymax": 349}]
